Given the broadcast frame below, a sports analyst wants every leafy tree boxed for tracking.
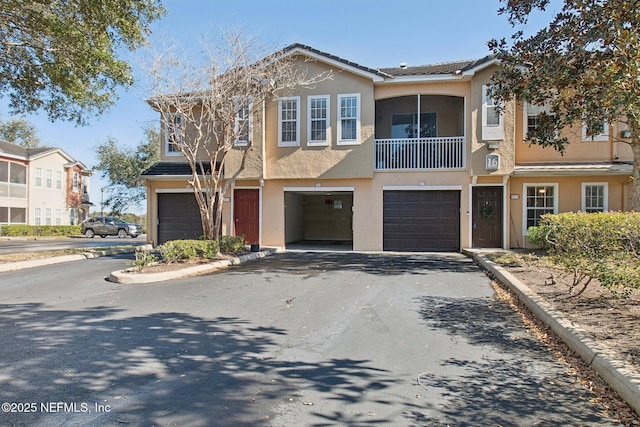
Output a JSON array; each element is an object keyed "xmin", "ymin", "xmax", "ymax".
[
  {"xmin": 489, "ymin": 0, "xmax": 640, "ymax": 209},
  {"xmin": 0, "ymin": 117, "xmax": 40, "ymax": 147},
  {"xmin": 146, "ymin": 34, "xmax": 329, "ymax": 241},
  {"xmin": 0, "ymin": 0, "xmax": 165, "ymax": 124},
  {"xmin": 94, "ymin": 126, "xmax": 160, "ymax": 215}
]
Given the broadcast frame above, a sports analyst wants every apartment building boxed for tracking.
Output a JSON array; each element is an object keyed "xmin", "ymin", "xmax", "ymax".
[
  {"xmin": 143, "ymin": 44, "xmax": 633, "ymax": 250},
  {"xmin": 0, "ymin": 140, "xmax": 92, "ymax": 226}
]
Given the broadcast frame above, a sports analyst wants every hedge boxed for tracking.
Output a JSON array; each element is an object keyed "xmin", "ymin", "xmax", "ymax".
[
  {"xmin": 0, "ymin": 225, "xmax": 82, "ymax": 237},
  {"xmin": 156, "ymin": 236, "xmax": 246, "ymax": 264},
  {"xmin": 528, "ymin": 211, "xmax": 640, "ymax": 296}
]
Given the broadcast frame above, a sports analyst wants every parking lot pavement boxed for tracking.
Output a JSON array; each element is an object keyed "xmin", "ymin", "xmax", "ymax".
[{"xmin": 0, "ymin": 251, "xmax": 621, "ymax": 426}]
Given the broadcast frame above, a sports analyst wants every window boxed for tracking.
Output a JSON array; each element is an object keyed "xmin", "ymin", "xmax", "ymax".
[
  {"xmin": 524, "ymin": 184, "xmax": 558, "ymax": 233},
  {"xmin": 45, "ymin": 169, "xmax": 52, "ymax": 188},
  {"xmin": 582, "ymin": 120, "xmax": 609, "ymax": 142},
  {"xmin": 278, "ymin": 96, "xmax": 300, "ymax": 147},
  {"xmin": 582, "ymin": 183, "xmax": 608, "ymax": 212},
  {"xmin": 45, "ymin": 208, "xmax": 52, "ymax": 225},
  {"xmin": 338, "ymin": 93, "xmax": 361, "ymax": 145},
  {"xmin": 35, "ymin": 167, "xmax": 42, "ymax": 187},
  {"xmin": 391, "ymin": 112, "xmax": 437, "ymax": 138},
  {"xmin": 234, "ymin": 97, "xmax": 252, "ymax": 146},
  {"xmin": 55, "ymin": 208, "xmax": 62, "ymax": 225},
  {"xmin": 482, "ymin": 85, "xmax": 504, "ymax": 141},
  {"xmin": 307, "ymin": 95, "xmax": 330, "ymax": 145},
  {"xmin": 10, "ymin": 207, "xmax": 25, "ymax": 224},
  {"xmin": 72, "ymin": 172, "xmax": 79, "ymax": 192},
  {"xmin": 56, "ymin": 171, "xmax": 62, "ymax": 190},
  {"xmin": 34, "ymin": 208, "xmax": 41, "ymax": 226},
  {"xmin": 69, "ymin": 209, "xmax": 76, "ymax": 225},
  {"xmin": 164, "ymin": 113, "xmax": 184, "ymax": 155}
]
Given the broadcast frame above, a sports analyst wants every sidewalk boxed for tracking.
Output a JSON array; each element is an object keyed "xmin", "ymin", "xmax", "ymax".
[{"xmin": 464, "ymin": 249, "xmax": 640, "ymax": 416}]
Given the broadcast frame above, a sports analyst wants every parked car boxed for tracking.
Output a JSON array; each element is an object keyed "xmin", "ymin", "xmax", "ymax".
[{"xmin": 81, "ymin": 216, "xmax": 144, "ymax": 238}]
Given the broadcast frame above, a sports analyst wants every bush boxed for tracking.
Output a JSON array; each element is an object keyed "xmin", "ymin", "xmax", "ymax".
[
  {"xmin": 129, "ymin": 249, "xmax": 158, "ymax": 272},
  {"xmin": 0, "ymin": 225, "xmax": 82, "ymax": 237},
  {"xmin": 218, "ymin": 235, "xmax": 246, "ymax": 254},
  {"xmin": 528, "ymin": 211, "xmax": 640, "ymax": 296}
]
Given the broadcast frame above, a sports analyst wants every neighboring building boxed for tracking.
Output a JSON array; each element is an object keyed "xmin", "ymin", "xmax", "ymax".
[
  {"xmin": 143, "ymin": 44, "xmax": 634, "ymax": 250},
  {"xmin": 0, "ymin": 140, "xmax": 92, "ymax": 226}
]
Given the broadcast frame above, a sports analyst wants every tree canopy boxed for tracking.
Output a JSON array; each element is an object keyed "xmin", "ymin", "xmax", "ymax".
[
  {"xmin": 0, "ymin": 116, "xmax": 40, "ymax": 147},
  {"xmin": 489, "ymin": 0, "xmax": 640, "ymax": 209},
  {"xmin": 94, "ymin": 126, "xmax": 160, "ymax": 215},
  {"xmin": 0, "ymin": 0, "xmax": 165, "ymax": 124}
]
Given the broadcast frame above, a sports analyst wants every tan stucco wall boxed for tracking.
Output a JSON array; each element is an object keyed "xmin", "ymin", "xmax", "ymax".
[
  {"xmin": 264, "ymin": 58, "xmax": 375, "ymax": 180},
  {"xmin": 507, "ymin": 175, "xmax": 632, "ymax": 249}
]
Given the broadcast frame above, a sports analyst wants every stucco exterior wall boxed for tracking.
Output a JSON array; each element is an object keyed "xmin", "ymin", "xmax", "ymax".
[{"xmin": 264, "ymin": 58, "xmax": 375, "ymax": 180}]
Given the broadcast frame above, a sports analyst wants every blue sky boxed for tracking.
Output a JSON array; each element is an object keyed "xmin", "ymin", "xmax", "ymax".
[{"xmin": 2, "ymin": 0, "xmax": 554, "ymax": 214}]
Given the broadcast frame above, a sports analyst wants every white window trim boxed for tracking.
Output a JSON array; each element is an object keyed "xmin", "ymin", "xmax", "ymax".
[
  {"xmin": 45, "ymin": 169, "xmax": 52, "ymax": 189},
  {"xmin": 307, "ymin": 95, "xmax": 330, "ymax": 146},
  {"xmin": 522, "ymin": 183, "xmax": 558, "ymax": 236},
  {"xmin": 34, "ymin": 207, "xmax": 41, "ymax": 226},
  {"xmin": 35, "ymin": 167, "xmax": 42, "ymax": 187},
  {"xmin": 482, "ymin": 85, "xmax": 504, "ymax": 141},
  {"xmin": 72, "ymin": 172, "xmax": 79, "ymax": 193},
  {"xmin": 164, "ymin": 113, "xmax": 184, "ymax": 156},
  {"xmin": 337, "ymin": 93, "xmax": 361, "ymax": 145},
  {"xmin": 55, "ymin": 170, "xmax": 62, "ymax": 190},
  {"xmin": 278, "ymin": 96, "xmax": 300, "ymax": 147},
  {"xmin": 234, "ymin": 96, "xmax": 253, "ymax": 147},
  {"xmin": 523, "ymin": 102, "xmax": 554, "ymax": 140},
  {"xmin": 582, "ymin": 121, "xmax": 609, "ymax": 142},
  {"xmin": 581, "ymin": 182, "xmax": 608, "ymax": 212}
]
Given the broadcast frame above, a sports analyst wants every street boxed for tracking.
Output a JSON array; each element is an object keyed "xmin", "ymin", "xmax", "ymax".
[
  {"xmin": 0, "ymin": 236, "xmax": 146, "ymax": 255},
  {"xmin": 0, "ymin": 251, "xmax": 619, "ymax": 426}
]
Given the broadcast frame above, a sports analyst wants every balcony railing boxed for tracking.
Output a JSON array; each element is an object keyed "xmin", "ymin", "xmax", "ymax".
[
  {"xmin": 375, "ymin": 136, "xmax": 465, "ymax": 171},
  {"xmin": 0, "ymin": 182, "xmax": 27, "ymax": 199}
]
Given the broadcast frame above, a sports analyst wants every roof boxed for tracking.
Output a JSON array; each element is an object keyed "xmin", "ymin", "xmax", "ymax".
[
  {"xmin": 0, "ymin": 139, "xmax": 86, "ymax": 168},
  {"xmin": 142, "ymin": 162, "xmax": 215, "ymax": 177}
]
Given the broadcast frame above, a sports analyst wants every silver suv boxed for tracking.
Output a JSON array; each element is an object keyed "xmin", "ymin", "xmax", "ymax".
[{"xmin": 81, "ymin": 216, "xmax": 143, "ymax": 238}]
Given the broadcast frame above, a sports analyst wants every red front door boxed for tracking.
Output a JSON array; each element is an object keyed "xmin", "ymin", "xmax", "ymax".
[{"xmin": 234, "ymin": 189, "xmax": 259, "ymax": 244}]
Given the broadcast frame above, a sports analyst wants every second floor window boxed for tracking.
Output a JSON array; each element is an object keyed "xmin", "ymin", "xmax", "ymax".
[
  {"xmin": 72, "ymin": 172, "xmax": 79, "ymax": 193},
  {"xmin": 234, "ymin": 97, "xmax": 252, "ymax": 147},
  {"xmin": 45, "ymin": 169, "xmax": 52, "ymax": 188},
  {"xmin": 35, "ymin": 167, "xmax": 42, "ymax": 187},
  {"xmin": 278, "ymin": 97, "xmax": 300, "ymax": 147},
  {"xmin": 308, "ymin": 95, "xmax": 330, "ymax": 145},
  {"xmin": 338, "ymin": 93, "xmax": 361, "ymax": 145},
  {"xmin": 164, "ymin": 113, "xmax": 184, "ymax": 155},
  {"xmin": 582, "ymin": 120, "xmax": 609, "ymax": 142},
  {"xmin": 482, "ymin": 85, "xmax": 504, "ymax": 141},
  {"xmin": 56, "ymin": 171, "xmax": 62, "ymax": 190}
]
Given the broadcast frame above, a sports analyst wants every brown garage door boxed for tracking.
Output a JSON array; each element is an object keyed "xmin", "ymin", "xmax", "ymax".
[
  {"xmin": 383, "ymin": 190, "xmax": 460, "ymax": 252},
  {"xmin": 157, "ymin": 193, "xmax": 203, "ymax": 244}
]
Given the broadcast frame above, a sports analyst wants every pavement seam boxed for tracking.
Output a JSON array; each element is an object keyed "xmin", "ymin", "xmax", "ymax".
[{"xmin": 464, "ymin": 249, "xmax": 640, "ymax": 416}]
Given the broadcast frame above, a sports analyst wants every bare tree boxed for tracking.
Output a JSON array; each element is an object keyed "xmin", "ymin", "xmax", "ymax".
[{"xmin": 146, "ymin": 34, "xmax": 329, "ymax": 241}]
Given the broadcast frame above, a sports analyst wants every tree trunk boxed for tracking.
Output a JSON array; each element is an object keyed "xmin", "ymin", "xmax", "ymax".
[{"xmin": 632, "ymin": 141, "xmax": 640, "ymax": 212}]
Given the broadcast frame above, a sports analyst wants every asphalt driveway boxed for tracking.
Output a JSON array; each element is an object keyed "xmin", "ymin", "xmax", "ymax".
[{"xmin": 0, "ymin": 251, "xmax": 618, "ymax": 426}]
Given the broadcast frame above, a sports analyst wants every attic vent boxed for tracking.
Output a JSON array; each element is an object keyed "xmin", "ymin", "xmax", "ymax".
[{"xmin": 400, "ymin": 62, "xmax": 408, "ymax": 69}]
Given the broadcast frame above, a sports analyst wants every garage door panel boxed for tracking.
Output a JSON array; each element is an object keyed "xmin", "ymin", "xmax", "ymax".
[
  {"xmin": 157, "ymin": 193, "xmax": 203, "ymax": 244},
  {"xmin": 383, "ymin": 190, "xmax": 460, "ymax": 252}
]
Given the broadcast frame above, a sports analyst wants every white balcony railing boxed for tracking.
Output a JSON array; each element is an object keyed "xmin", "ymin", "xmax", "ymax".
[{"xmin": 375, "ymin": 136, "xmax": 465, "ymax": 170}]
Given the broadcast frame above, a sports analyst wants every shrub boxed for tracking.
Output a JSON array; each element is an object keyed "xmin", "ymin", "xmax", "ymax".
[
  {"xmin": 529, "ymin": 211, "xmax": 640, "ymax": 296},
  {"xmin": 129, "ymin": 249, "xmax": 158, "ymax": 272},
  {"xmin": 0, "ymin": 225, "xmax": 82, "ymax": 236},
  {"xmin": 219, "ymin": 235, "xmax": 246, "ymax": 254},
  {"xmin": 158, "ymin": 240, "xmax": 198, "ymax": 264}
]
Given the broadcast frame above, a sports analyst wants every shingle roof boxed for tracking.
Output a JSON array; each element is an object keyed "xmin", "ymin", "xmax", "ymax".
[
  {"xmin": 379, "ymin": 55, "xmax": 496, "ymax": 77},
  {"xmin": 0, "ymin": 139, "xmax": 58, "ymax": 159},
  {"xmin": 142, "ymin": 162, "xmax": 215, "ymax": 176}
]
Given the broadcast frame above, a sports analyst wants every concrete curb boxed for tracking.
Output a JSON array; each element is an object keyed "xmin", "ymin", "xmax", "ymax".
[
  {"xmin": 464, "ymin": 249, "xmax": 640, "ymax": 416},
  {"xmin": 108, "ymin": 247, "xmax": 280, "ymax": 284},
  {"xmin": 0, "ymin": 245, "xmax": 151, "ymax": 273}
]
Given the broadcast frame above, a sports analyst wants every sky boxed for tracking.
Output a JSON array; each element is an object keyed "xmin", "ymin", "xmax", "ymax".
[{"xmin": 1, "ymin": 0, "xmax": 555, "ymax": 214}]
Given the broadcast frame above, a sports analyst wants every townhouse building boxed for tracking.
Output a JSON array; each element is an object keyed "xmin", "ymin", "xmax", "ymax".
[
  {"xmin": 143, "ymin": 44, "xmax": 633, "ymax": 251},
  {"xmin": 0, "ymin": 140, "xmax": 92, "ymax": 226}
]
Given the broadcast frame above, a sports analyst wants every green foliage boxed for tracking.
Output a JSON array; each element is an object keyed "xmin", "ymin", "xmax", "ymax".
[
  {"xmin": 0, "ymin": 0, "xmax": 165, "ymax": 124},
  {"xmin": 156, "ymin": 236, "xmax": 246, "ymax": 264},
  {"xmin": 129, "ymin": 249, "xmax": 158, "ymax": 272},
  {"xmin": 0, "ymin": 225, "xmax": 81, "ymax": 236},
  {"xmin": 0, "ymin": 117, "xmax": 40, "ymax": 147},
  {"xmin": 218, "ymin": 235, "xmax": 246, "ymax": 254},
  {"xmin": 94, "ymin": 126, "xmax": 160, "ymax": 215},
  {"xmin": 489, "ymin": 0, "xmax": 640, "ymax": 209},
  {"xmin": 530, "ymin": 211, "xmax": 640, "ymax": 296}
]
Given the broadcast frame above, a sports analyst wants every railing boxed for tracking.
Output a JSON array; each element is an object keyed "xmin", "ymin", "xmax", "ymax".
[
  {"xmin": 0, "ymin": 182, "xmax": 27, "ymax": 198},
  {"xmin": 375, "ymin": 136, "xmax": 465, "ymax": 170}
]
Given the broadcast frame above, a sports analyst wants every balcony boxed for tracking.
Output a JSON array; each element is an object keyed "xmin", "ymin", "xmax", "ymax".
[
  {"xmin": 374, "ymin": 94, "xmax": 465, "ymax": 171},
  {"xmin": 375, "ymin": 136, "xmax": 465, "ymax": 170}
]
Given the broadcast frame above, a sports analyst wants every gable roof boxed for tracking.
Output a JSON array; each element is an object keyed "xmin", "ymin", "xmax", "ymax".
[
  {"xmin": 0, "ymin": 139, "xmax": 87, "ymax": 168},
  {"xmin": 142, "ymin": 162, "xmax": 215, "ymax": 178},
  {"xmin": 379, "ymin": 55, "xmax": 497, "ymax": 77}
]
